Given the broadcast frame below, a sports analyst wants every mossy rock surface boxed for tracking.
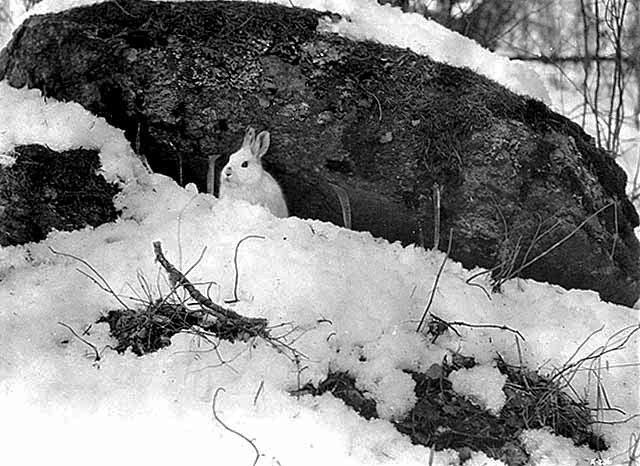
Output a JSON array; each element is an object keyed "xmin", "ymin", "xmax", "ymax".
[
  {"xmin": 0, "ymin": 145, "xmax": 119, "ymax": 246},
  {"xmin": 1, "ymin": 0, "xmax": 638, "ymax": 305}
]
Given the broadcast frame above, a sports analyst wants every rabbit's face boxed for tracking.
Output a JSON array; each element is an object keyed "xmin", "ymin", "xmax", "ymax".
[
  {"xmin": 220, "ymin": 127, "xmax": 271, "ymax": 187},
  {"xmin": 221, "ymin": 149, "xmax": 262, "ymax": 186}
]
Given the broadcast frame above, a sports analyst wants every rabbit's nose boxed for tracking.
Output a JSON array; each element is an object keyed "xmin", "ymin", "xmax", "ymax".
[{"xmin": 224, "ymin": 167, "xmax": 232, "ymax": 177}]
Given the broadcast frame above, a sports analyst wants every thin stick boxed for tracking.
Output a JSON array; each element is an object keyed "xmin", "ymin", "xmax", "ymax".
[
  {"xmin": 465, "ymin": 268, "xmax": 494, "ymax": 300},
  {"xmin": 226, "ymin": 235, "xmax": 265, "ymax": 304},
  {"xmin": 211, "ymin": 388, "xmax": 260, "ymax": 466},
  {"xmin": 591, "ymin": 414, "xmax": 640, "ymax": 425},
  {"xmin": 433, "ymin": 183, "xmax": 440, "ymax": 250},
  {"xmin": 627, "ymin": 432, "xmax": 639, "ymax": 464},
  {"xmin": 417, "ymin": 229, "xmax": 452, "ymax": 333},
  {"xmin": 58, "ymin": 321, "xmax": 101, "ymax": 362},
  {"xmin": 49, "ymin": 247, "xmax": 132, "ymax": 311},
  {"xmin": 515, "ymin": 334, "xmax": 524, "ymax": 369},
  {"xmin": 76, "ymin": 268, "xmax": 117, "ymax": 296},
  {"xmin": 447, "ymin": 320, "xmax": 525, "ymax": 342},
  {"xmin": 610, "ymin": 200, "xmax": 618, "ymax": 260},
  {"xmin": 253, "ymin": 381, "xmax": 265, "ymax": 407},
  {"xmin": 631, "ymin": 140, "xmax": 640, "ymax": 201},
  {"xmin": 552, "ymin": 325, "xmax": 605, "ymax": 379},
  {"xmin": 183, "ymin": 246, "xmax": 208, "ymax": 279},
  {"xmin": 136, "ymin": 270, "xmax": 153, "ymax": 302},
  {"xmin": 494, "ymin": 235, "xmax": 522, "ymax": 289},
  {"xmin": 112, "ymin": 0, "xmax": 138, "ymax": 18},
  {"xmin": 177, "ymin": 194, "xmax": 198, "ymax": 271},
  {"xmin": 521, "ymin": 215, "xmax": 544, "ymax": 270},
  {"xmin": 329, "ymin": 183, "xmax": 352, "ymax": 229},
  {"xmin": 553, "ymin": 324, "xmax": 640, "ymax": 386},
  {"xmin": 509, "ymin": 201, "xmax": 614, "ymax": 278},
  {"xmin": 490, "ymin": 193, "xmax": 509, "ymax": 245}
]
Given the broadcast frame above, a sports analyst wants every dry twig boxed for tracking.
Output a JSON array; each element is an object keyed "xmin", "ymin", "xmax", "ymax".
[
  {"xmin": 58, "ymin": 321, "xmax": 102, "ymax": 362},
  {"xmin": 417, "ymin": 229, "xmax": 453, "ymax": 333},
  {"xmin": 226, "ymin": 235, "xmax": 265, "ymax": 304},
  {"xmin": 212, "ymin": 387, "xmax": 261, "ymax": 466},
  {"xmin": 49, "ymin": 247, "xmax": 132, "ymax": 311},
  {"xmin": 153, "ymin": 241, "xmax": 268, "ymax": 337},
  {"xmin": 446, "ymin": 320, "xmax": 526, "ymax": 342}
]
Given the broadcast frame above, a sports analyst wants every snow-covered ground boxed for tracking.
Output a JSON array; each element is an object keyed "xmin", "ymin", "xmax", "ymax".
[{"xmin": 0, "ymin": 1, "xmax": 638, "ymax": 465}]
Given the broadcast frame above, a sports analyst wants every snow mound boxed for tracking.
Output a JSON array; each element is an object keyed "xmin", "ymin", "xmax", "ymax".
[{"xmin": 0, "ymin": 82, "xmax": 148, "ymax": 185}]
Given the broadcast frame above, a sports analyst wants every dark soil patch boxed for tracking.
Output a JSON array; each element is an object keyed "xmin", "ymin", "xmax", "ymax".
[
  {"xmin": 295, "ymin": 371, "xmax": 378, "ymax": 420},
  {"xmin": 297, "ymin": 355, "xmax": 608, "ymax": 465}
]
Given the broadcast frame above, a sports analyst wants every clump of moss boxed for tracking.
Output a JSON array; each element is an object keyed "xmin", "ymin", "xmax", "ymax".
[{"xmin": 0, "ymin": 145, "xmax": 118, "ymax": 246}]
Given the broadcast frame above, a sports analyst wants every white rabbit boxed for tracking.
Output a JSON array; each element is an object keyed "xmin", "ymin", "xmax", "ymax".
[{"xmin": 214, "ymin": 127, "xmax": 288, "ymax": 218}]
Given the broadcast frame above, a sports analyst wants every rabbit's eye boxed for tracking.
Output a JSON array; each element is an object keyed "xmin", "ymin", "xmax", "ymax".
[{"xmin": 241, "ymin": 161, "xmax": 249, "ymax": 168}]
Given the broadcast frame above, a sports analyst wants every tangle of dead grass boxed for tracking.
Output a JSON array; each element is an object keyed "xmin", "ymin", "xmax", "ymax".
[{"xmin": 466, "ymin": 200, "xmax": 616, "ymax": 297}]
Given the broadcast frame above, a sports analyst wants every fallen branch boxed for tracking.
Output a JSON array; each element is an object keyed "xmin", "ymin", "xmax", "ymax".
[{"xmin": 153, "ymin": 241, "xmax": 268, "ymax": 339}]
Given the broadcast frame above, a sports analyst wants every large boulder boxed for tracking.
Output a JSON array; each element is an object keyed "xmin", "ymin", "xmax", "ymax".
[{"xmin": 1, "ymin": 0, "xmax": 638, "ymax": 306}]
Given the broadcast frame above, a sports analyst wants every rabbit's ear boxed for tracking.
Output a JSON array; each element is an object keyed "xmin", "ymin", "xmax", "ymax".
[
  {"xmin": 252, "ymin": 131, "xmax": 270, "ymax": 159},
  {"xmin": 242, "ymin": 127, "xmax": 256, "ymax": 148}
]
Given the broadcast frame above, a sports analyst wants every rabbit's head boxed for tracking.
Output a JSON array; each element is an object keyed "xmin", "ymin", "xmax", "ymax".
[{"xmin": 220, "ymin": 127, "xmax": 270, "ymax": 186}]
